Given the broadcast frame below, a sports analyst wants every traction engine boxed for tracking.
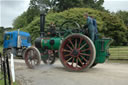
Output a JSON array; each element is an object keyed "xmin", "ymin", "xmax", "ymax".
[{"xmin": 24, "ymin": 14, "xmax": 112, "ymax": 71}]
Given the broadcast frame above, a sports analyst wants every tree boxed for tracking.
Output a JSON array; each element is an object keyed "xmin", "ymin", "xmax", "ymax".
[
  {"xmin": 56, "ymin": 0, "xmax": 83, "ymax": 11},
  {"xmin": 0, "ymin": 27, "xmax": 4, "ymax": 45},
  {"xmin": 28, "ymin": 0, "xmax": 106, "ymax": 12},
  {"xmin": 56, "ymin": 0, "xmax": 105, "ymax": 12},
  {"xmin": 29, "ymin": 0, "xmax": 58, "ymax": 13},
  {"xmin": 116, "ymin": 11, "xmax": 128, "ymax": 27},
  {"xmin": 13, "ymin": 12, "xmax": 27, "ymax": 29}
]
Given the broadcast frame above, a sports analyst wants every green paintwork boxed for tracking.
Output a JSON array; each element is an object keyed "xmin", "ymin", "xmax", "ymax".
[
  {"xmin": 94, "ymin": 38, "xmax": 112, "ymax": 63},
  {"xmin": 41, "ymin": 37, "xmax": 62, "ymax": 50}
]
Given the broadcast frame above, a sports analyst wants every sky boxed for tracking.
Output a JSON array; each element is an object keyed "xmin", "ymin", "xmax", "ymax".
[{"xmin": 0, "ymin": 0, "xmax": 128, "ymax": 28}]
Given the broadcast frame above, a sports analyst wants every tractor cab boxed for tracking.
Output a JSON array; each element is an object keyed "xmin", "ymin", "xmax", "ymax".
[{"xmin": 3, "ymin": 31, "xmax": 31, "ymax": 57}]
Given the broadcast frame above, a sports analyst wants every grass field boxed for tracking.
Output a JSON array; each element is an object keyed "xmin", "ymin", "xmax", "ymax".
[{"xmin": 109, "ymin": 46, "xmax": 128, "ymax": 60}]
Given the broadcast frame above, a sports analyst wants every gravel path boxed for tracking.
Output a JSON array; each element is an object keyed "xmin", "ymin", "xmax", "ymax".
[{"xmin": 14, "ymin": 59, "xmax": 128, "ymax": 85}]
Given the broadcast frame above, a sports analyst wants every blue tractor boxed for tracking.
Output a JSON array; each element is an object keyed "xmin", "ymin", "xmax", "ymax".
[{"xmin": 3, "ymin": 30, "xmax": 31, "ymax": 58}]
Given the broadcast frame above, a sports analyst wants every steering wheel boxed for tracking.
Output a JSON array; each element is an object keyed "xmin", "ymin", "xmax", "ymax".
[{"xmin": 59, "ymin": 21, "xmax": 81, "ymax": 37}]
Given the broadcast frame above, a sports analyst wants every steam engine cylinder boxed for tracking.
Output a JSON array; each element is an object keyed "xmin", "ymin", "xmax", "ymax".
[{"xmin": 35, "ymin": 37, "xmax": 61, "ymax": 50}]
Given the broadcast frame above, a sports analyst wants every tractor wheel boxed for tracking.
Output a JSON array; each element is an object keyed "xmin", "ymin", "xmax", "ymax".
[
  {"xmin": 59, "ymin": 33, "xmax": 96, "ymax": 72},
  {"xmin": 24, "ymin": 46, "xmax": 41, "ymax": 69},
  {"xmin": 42, "ymin": 56, "xmax": 56, "ymax": 65},
  {"xmin": 42, "ymin": 50, "xmax": 56, "ymax": 65}
]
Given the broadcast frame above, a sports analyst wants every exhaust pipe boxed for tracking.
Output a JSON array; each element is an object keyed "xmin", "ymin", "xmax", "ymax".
[{"xmin": 40, "ymin": 14, "xmax": 46, "ymax": 37}]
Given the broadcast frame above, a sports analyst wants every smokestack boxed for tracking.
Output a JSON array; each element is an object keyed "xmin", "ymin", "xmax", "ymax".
[{"xmin": 40, "ymin": 14, "xmax": 45, "ymax": 37}]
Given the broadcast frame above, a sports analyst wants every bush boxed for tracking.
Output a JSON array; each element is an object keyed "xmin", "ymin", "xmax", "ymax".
[{"xmin": 23, "ymin": 8, "xmax": 127, "ymax": 45}]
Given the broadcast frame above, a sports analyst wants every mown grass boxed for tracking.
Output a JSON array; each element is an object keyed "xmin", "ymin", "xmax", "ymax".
[{"xmin": 109, "ymin": 46, "xmax": 128, "ymax": 59}]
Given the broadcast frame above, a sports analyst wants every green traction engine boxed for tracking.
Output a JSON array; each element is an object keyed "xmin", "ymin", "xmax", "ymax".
[{"xmin": 24, "ymin": 14, "xmax": 112, "ymax": 71}]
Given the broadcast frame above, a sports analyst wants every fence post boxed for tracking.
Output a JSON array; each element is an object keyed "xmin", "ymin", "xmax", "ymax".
[
  {"xmin": 3, "ymin": 61, "xmax": 6, "ymax": 85},
  {"xmin": 6, "ymin": 56, "xmax": 11, "ymax": 85}
]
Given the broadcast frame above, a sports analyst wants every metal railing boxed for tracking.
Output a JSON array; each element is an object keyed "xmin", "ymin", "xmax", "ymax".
[{"xmin": 0, "ymin": 53, "xmax": 11, "ymax": 85}]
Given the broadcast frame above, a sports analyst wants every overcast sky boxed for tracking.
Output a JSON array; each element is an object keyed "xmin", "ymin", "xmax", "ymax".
[{"xmin": 0, "ymin": 0, "xmax": 128, "ymax": 28}]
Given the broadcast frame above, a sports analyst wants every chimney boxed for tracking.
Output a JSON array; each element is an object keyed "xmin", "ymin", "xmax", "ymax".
[{"xmin": 40, "ymin": 14, "xmax": 45, "ymax": 37}]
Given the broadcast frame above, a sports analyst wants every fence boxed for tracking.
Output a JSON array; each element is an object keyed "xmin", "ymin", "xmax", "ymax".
[{"xmin": 0, "ymin": 53, "xmax": 11, "ymax": 85}]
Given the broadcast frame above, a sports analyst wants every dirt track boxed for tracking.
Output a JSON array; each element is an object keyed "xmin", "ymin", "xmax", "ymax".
[{"xmin": 14, "ymin": 60, "xmax": 128, "ymax": 85}]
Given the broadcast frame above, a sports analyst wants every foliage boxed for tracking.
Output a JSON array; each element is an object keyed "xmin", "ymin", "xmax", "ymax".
[
  {"xmin": 29, "ymin": 0, "xmax": 57, "ymax": 12},
  {"xmin": 13, "ymin": 8, "xmax": 40, "ymax": 29},
  {"xmin": 57, "ymin": 0, "xmax": 105, "ymax": 11},
  {"xmin": 28, "ymin": 0, "xmax": 105, "ymax": 12},
  {"xmin": 13, "ymin": 12, "xmax": 28, "ymax": 29},
  {"xmin": 0, "ymin": 26, "xmax": 16, "ymax": 46},
  {"xmin": 23, "ymin": 8, "xmax": 127, "ymax": 46},
  {"xmin": 116, "ymin": 11, "xmax": 128, "ymax": 27},
  {"xmin": 0, "ymin": 27, "xmax": 4, "ymax": 45}
]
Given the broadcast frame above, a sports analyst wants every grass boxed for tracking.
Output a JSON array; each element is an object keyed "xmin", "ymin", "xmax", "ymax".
[
  {"xmin": 0, "ymin": 73, "xmax": 18, "ymax": 85},
  {"xmin": 0, "ymin": 46, "xmax": 2, "ymax": 54},
  {"xmin": 109, "ymin": 46, "xmax": 128, "ymax": 60}
]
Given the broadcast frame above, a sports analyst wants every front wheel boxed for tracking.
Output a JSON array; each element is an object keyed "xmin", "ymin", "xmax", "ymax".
[
  {"xmin": 24, "ymin": 46, "xmax": 41, "ymax": 69},
  {"xmin": 59, "ymin": 34, "xmax": 96, "ymax": 72}
]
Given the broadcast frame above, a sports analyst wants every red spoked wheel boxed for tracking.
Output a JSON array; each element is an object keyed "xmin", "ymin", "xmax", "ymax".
[
  {"xmin": 24, "ymin": 46, "xmax": 41, "ymax": 69},
  {"xmin": 59, "ymin": 34, "xmax": 96, "ymax": 71}
]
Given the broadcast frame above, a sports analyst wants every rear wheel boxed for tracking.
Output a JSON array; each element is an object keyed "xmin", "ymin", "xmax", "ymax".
[{"xmin": 59, "ymin": 34, "xmax": 96, "ymax": 71}]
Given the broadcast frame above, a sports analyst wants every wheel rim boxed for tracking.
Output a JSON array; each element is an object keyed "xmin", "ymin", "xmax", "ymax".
[
  {"xmin": 25, "ymin": 47, "xmax": 41, "ymax": 68},
  {"xmin": 59, "ymin": 34, "xmax": 96, "ymax": 71}
]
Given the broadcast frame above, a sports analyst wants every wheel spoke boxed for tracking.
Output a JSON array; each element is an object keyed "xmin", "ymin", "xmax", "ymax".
[
  {"xmin": 76, "ymin": 57, "xmax": 78, "ymax": 68},
  {"xmin": 66, "ymin": 44, "xmax": 73, "ymax": 50},
  {"xmin": 80, "ymin": 53, "xmax": 90, "ymax": 56},
  {"xmin": 75, "ymin": 39, "xmax": 77, "ymax": 49},
  {"xmin": 79, "ymin": 43, "xmax": 87, "ymax": 50},
  {"xmin": 64, "ymin": 53, "xmax": 71, "ymax": 57},
  {"xmin": 71, "ymin": 58, "xmax": 74, "ymax": 66},
  {"xmin": 81, "ymin": 48, "xmax": 90, "ymax": 52},
  {"xmin": 28, "ymin": 51, "xmax": 31, "ymax": 56},
  {"xmin": 78, "ymin": 57, "xmax": 84, "ymax": 66},
  {"xmin": 63, "ymin": 49, "xmax": 72, "ymax": 53},
  {"xmin": 80, "ymin": 55, "xmax": 88, "ymax": 62},
  {"xmin": 78, "ymin": 37, "xmax": 83, "ymax": 48},
  {"xmin": 66, "ymin": 57, "xmax": 73, "ymax": 62},
  {"xmin": 30, "ymin": 50, "xmax": 33, "ymax": 57},
  {"xmin": 68, "ymin": 39, "xmax": 75, "ymax": 48}
]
